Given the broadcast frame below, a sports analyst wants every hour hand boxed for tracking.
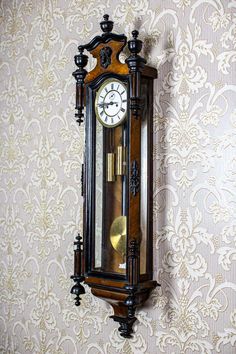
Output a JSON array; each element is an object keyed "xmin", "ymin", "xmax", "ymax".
[
  {"xmin": 98, "ymin": 102, "xmax": 116, "ymax": 108},
  {"xmin": 108, "ymin": 101, "xmax": 118, "ymax": 106}
]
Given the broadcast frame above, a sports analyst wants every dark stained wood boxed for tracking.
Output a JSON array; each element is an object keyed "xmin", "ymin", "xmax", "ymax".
[
  {"xmin": 72, "ymin": 47, "xmax": 88, "ymax": 125},
  {"xmin": 142, "ymin": 65, "xmax": 157, "ymax": 79},
  {"xmin": 70, "ymin": 233, "xmax": 85, "ymax": 306}
]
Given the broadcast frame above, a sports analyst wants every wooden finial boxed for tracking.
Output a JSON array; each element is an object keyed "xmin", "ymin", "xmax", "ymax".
[
  {"xmin": 100, "ymin": 14, "xmax": 114, "ymax": 34},
  {"xmin": 72, "ymin": 46, "xmax": 88, "ymax": 125},
  {"xmin": 128, "ymin": 30, "xmax": 143, "ymax": 55}
]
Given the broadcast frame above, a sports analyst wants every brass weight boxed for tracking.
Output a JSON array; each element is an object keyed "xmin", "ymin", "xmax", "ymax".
[{"xmin": 107, "ymin": 153, "xmax": 115, "ymax": 182}]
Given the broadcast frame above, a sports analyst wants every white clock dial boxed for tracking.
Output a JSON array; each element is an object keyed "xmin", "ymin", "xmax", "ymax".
[{"xmin": 95, "ymin": 79, "xmax": 127, "ymax": 127}]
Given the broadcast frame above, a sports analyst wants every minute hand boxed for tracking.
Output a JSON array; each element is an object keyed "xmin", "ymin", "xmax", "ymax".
[{"xmin": 98, "ymin": 102, "xmax": 119, "ymax": 107}]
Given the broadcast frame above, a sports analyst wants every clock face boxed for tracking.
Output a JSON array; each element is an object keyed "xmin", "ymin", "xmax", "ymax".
[{"xmin": 95, "ymin": 79, "xmax": 127, "ymax": 127}]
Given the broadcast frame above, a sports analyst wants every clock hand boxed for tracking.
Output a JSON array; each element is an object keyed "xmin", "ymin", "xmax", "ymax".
[
  {"xmin": 98, "ymin": 102, "xmax": 119, "ymax": 107},
  {"xmin": 97, "ymin": 102, "xmax": 111, "ymax": 108},
  {"xmin": 108, "ymin": 101, "xmax": 119, "ymax": 106}
]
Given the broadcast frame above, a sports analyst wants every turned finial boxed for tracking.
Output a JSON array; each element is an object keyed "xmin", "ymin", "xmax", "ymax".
[
  {"xmin": 100, "ymin": 14, "xmax": 114, "ymax": 34},
  {"xmin": 128, "ymin": 29, "xmax": 143, "ymax": 55}
]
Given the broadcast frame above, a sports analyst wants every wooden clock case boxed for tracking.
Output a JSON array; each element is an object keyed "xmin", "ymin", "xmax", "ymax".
[{"xmin": 71, "ymin": 15, "xmax": 159, "ymax": 338}]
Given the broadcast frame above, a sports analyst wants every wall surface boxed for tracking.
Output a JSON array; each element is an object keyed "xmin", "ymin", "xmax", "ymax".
[{"xmin": 1, "ymin": 0, "xmax": 236, "ymax": 353}]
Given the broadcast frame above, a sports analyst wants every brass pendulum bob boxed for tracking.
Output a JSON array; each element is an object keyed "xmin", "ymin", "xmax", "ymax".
[{"xmin": 110, "ymin": 216, "xmax": 127, "ymax": 263}]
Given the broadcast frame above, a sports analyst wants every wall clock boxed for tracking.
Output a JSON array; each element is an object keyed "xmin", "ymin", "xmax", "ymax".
[{"xmin": 71, "ymin": 14, "xmax": 160, "ymax": 338}]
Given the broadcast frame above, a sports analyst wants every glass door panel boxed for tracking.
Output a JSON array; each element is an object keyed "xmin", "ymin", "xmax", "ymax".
[{"xmin": 94, "ymin": 119, "xmax": 127, "ymax": 275}]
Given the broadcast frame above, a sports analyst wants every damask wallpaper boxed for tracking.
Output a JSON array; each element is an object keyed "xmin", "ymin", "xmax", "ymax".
[{"xmin": 0, "ymin": 0, "xmax": 236, "ymax": 353}]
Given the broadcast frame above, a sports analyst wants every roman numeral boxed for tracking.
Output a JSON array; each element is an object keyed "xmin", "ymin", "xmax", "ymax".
[
  {"xmin": 121, "ymin": 108, "xmax": 125, "ymax": 112},
  {"xmin": 121, "ymin": 90, "xmax": 125, "ymax": 95},
  {"xmin": 111, "ymin": 118, "xmax": 114, "ymax": 124},
  {"xmin": 105, "ymin": 87, "xmax": 108, "ymax": 93},
  {"xmin": 100, "ymin": 110, "xmax": 104, "ymax": 116},
  {"xmin": 111, "ymin": 83, "xmax": 114, "ymax": 90},
  {"xmin": 105, "ymin": 116, "xmax": 108, "ymax": 122},
  {"xmin": 122, "ymin": 99, "xmax": 127, "ymax": 102},
  {"xmin": 117, "ymin": 84, "xmax": 120, "ymax": 91}
]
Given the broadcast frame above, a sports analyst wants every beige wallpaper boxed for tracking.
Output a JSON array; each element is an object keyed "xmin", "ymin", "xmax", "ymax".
[{"xmin": 0, "ymin": 0, "xmax": 236, "ymax": 353}]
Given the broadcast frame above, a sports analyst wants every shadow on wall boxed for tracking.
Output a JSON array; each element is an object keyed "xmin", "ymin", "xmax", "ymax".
[{"xmin": 137, "ymin": 26, "xmax": 177, "ymax": 331}]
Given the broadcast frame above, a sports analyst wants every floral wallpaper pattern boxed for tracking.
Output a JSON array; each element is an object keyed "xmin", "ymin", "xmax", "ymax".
[{"xmin": 0, "ymin": 0, "xmax": 236, "ymax": 353}]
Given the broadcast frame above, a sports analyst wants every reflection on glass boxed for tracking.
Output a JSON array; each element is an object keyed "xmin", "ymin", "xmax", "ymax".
[
  {"xmin": 95, "ymin": 120, "xmax": 103, "ymax": 268},
  {"xmin": 140, "ymin": 105, "xmax": 147, "ymax": 274},
  {"xmin": 94, "ymin": 121, "xmax": 127, "ymax": 275}
]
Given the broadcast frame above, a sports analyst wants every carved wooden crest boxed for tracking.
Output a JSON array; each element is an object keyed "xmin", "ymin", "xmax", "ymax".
[{"xmin": 100, "ymin": 46, "xmax": 112, "ymax": 68}]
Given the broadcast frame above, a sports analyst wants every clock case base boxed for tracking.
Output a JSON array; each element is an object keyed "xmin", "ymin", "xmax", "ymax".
[{"xmin": 87, "ymin": 277, "xmax": 157, "ymax": 338}]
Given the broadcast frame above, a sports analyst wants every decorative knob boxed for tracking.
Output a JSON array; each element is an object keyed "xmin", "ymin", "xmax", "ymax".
[
  {"xmin": 74, "ymin": 46, "xmax": 88, "ymax": 68},
  {"xmin": 74, "ymin": 232, "xmax": 83, "ymax": 247},
  {"xmin": 128, "ymin": 30, "xmax": 143, "ymax": 55},
  {"xmin": 100, "ymin": 14, "xmax": 114, "ymax": 34},
  {"xmin": 132, "ymin": 30, "xmax": 139, "ymax": 39}
]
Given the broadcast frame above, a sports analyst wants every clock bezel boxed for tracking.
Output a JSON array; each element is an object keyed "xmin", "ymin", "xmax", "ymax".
[{"xmin": 95, "ymin": 78, "xmax": 128, "ymax": 128}]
